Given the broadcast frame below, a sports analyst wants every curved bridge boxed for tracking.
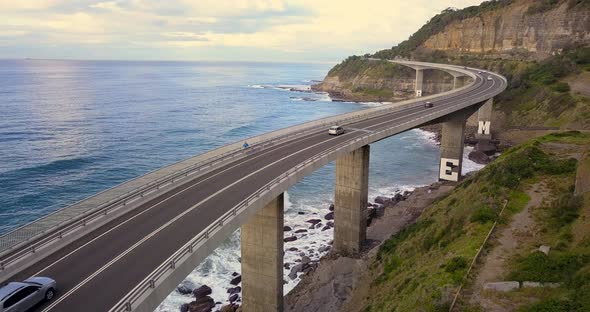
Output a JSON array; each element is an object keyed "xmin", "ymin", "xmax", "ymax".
[{"xmin": 0, "ymin": 60, "xmax": 506, "ymax": 312}]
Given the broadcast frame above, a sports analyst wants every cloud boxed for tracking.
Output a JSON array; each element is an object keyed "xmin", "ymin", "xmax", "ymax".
[{"xmin": 0, "ymin": 0, "xmax": 487, "ymax": 61}]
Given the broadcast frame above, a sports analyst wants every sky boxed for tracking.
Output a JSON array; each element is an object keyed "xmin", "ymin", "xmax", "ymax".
[{"xmin": 0, "ymin": 0, "xmax": 486, "ymax": 62}]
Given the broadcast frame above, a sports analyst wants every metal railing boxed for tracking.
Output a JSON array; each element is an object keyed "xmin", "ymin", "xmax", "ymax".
[
  {"xmin": 111, "ymin": 69, "xmax": 506, "ymax": 311},
  {"xmin": 0, "ymin": 61, "xmax": 492, "ymax": 277}
]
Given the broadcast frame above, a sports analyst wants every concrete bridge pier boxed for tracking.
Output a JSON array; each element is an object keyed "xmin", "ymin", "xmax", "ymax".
[
  {"xmin": 439, "ymin": 111, "xmax": 468, "ymax": 182},
  {"xmin": 241, "ymin": 193, "xmax": 284, "ymax": 312},
  {"xmin": 415, "ymin": 69, "xmax": 424, "ymax": 97},
  {"xmin": 334, "ymin": 145, "xmax": 370, "ymax": 255},
  {"xmin": 476, "ymin": 98, "xmax": 493, "ymax": 140}
]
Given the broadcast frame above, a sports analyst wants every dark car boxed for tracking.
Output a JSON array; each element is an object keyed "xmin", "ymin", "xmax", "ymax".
[
  {"xmin": 0, "ymin": 277, "xmax": 56, "ymax": 312},
  {"xmin": 424, "ymin": 101, "xmax": 433, "ymax": 108}
]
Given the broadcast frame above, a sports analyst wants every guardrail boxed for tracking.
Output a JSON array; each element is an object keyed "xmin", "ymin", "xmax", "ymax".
[
  {"xmin": 111, "ymin": 68, "xmax": 505, "ymax": 311},
  {"xmin": 0, "ymin": 60, "xmax": 483, "ymax": 275}
]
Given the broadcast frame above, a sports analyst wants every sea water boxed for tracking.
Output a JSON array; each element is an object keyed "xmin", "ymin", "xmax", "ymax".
[{"xmin": 0, "ymin": 60, "xmax": 483, "ymax": 311}]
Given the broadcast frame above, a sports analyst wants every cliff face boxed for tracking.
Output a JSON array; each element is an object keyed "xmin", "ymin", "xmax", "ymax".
[
  {"xmin": 313, "ymin": 68, "xmax": 463, "ymax": 102},
  {"xmin": 421, "ymin": 0, "xmax": 590, "ymax": 59}
]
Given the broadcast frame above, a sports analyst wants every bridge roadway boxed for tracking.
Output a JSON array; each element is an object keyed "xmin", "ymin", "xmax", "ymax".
[{"xmin": 6, "ymin": 64, "xmax": 505, "ymax": 311}]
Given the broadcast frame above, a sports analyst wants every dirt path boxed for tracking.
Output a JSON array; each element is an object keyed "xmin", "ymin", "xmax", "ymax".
[{"xmin": 468, "ymin": 182, "xmax": 547, "ymax": 311}]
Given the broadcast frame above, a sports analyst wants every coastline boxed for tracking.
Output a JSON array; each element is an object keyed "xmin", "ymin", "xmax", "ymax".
[{"xmin": 284, "ymin": 180, "xmax": 461, "ymax": 312}]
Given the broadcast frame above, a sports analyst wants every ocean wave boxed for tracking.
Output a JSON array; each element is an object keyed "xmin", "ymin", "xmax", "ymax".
[{"xmin": 0, "ymin": 157, "xmax": 97, "ymax": 180}]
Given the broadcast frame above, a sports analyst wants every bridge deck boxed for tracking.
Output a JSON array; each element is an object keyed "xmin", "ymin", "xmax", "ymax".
[{"xmin": 1, "ymin": 62, "xmax": 506, "ymax": 312}]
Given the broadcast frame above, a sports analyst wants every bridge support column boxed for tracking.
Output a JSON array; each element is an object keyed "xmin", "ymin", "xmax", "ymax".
[
  {"xmin": 476, "ymin": 98, "xmax": 493, "ymax": 140},
  {"xmin": 334, "ymin": 145, "xmax": 370, "ymax": 255},
  {"xmin": 439, "ymin": 112, "xmax": 467, "ymax": 182},
  {"xmin": 241, "ymin": 193, "xmax": 284, "ymax": 312},
  {"xmin": 415, "ymin": 69, "xmax": 424, "ymax": 97}
]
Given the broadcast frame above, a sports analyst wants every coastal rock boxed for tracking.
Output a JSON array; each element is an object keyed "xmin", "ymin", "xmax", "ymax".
[
  {"xmin": 229, "ymin": 293, "xmax": 239, "ymax": 303},
  {"xmin": 475, "ymin": 139, "xmax": 497, "ymax": 155},
  {"xmin": 306, "ymin": 219, "xmax": 322, "ymax": 225},
  {"xmin": 318, "ymin": 245, "xmax": 330, "ymax": 253},
  {"xmin": 192, "ymin": 285, "xmax": 212, "ymax": 299},
  {"xmin": 177, "ymin": 280, "xmax": 197, "ymax": 295},
  {"xmin": 230, "ymin": 275, "xmax": 242, "ymax": 286},
  {"xmin": 294, "ymin": 229, "xmax": 307, "ymax": 234},
  {"xmin": 180, "ymin": 303, "xmax": 189, "ymax": 312},
  {"xmin": 227, "ymin": 286, "xmax": 241, "ymax": 295},
  {"xmin": 220, "ymin": 304, "xmax": 239, "ymax": 312},
  {"xmin": 328, "ymin": 204, "xmax": 334, "ymax": 211},
  {"xmin": 284, "ymin": 236, "xmax": 297, "ymax": 242},
  {"xmin": 287, "ymin": 247, "xmax": 299, "ymax": 251},
  {"xmin": 374, "ymin": 196, "xmax": 391, "ymax": 206},
  {"xmin": 283, "ymin": 226, "xmax": 292, "ymax": 231},
  {"xmin": 289, "ymin": 264, "xmax": 304, "ymax": 280},
  {"xmin": 301, "ymin": 256, "xmax": 311, "ymax": 265},
  {"xmin": 187, "ymin": 296, "xmax": 215, "ymax": 312},
  {"xmin": 324, "ymin": 211, "xmax": 334, "ymax": 220},
  {"xmin": 468, "ymin": 150, "xmax": 490, "ymax": 164},
  {"xmin": 297, "ymin": 211, "xmax": 305, "ymax": 215}
]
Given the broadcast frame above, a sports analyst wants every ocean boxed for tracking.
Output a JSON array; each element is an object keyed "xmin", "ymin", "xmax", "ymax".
[{"xmin": 0, "ymin": 59, "xmax": 483, "ymax": 311}]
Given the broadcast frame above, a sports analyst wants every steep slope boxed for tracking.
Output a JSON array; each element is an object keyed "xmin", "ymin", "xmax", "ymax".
[
  {"xmin": 342, "ymin": 131, "xmax": 590, "ymax": 312},
  {"xmin": 315, "ymin": 0, "xmax": 590, "ymax": 131}
]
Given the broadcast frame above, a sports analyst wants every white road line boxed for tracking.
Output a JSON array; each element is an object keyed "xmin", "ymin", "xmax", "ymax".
[
  {"xmin": 41, "ymin": 130, "xmax": 361, "ymax": 311},
  {"xmin": 43, "ymin": 69, "xmax": 502, "ymax": 311}
]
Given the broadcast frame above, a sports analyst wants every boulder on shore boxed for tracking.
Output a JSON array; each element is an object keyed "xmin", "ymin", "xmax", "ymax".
[
  {"xmin": 374, "ymin": 196, "xmax": 391, "ymax": 206},
  {"xmin": 468, "ymin": 150, "xmax": 490, "ymax": 164},
  {"xmin": 177, "ymin": 280, "xmax": 197, "ymax": 295},
  {"xmin": 324, "ymin": 211, "xmax": 334, "ymax": 220},
  {"xmin": 192, "ymin": 285, "xmax": 212, "ymax": 299},
  {"xmin": 306, "ymin": 219, "xmax": 322, "ymax": 225},
  {"xmin": 230, "ymin": 275, "xmax": 242, "ymax": 286},
  {"xmin": 284, "ymin": 236, "xmax": 297, "ymax": 242},
  {"xmin": 475, "ymin": 139, "xmax": 497, "ymax": 155}
]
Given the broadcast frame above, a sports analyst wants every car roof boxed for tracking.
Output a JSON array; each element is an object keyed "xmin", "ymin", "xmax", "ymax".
[{"xmin": 0, "ymin": 282, "xmax": 27, "ymax": 301}]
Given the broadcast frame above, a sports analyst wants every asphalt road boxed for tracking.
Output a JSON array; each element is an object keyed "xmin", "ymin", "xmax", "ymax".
[{"xmin": 9, "ymin": 68, "xmax": 504, "ymax": 312}]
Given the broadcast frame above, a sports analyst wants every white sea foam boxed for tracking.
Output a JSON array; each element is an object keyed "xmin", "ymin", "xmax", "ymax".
[
  {"xmin": 158, "ymin": 94, "xmax": 489, "ymax": 312},
  {"xmin": 247, "ymin": 84, "xmax": 265, "ymax": 89}
]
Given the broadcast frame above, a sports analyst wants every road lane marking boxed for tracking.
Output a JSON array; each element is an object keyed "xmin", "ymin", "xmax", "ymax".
[
  {"xmin": 41, "ymin": 70, "xmax": 502, "ymax": 311},
  {"xmin": 42, "ymin": 129, "xmax": 360, "ymax": 311}
]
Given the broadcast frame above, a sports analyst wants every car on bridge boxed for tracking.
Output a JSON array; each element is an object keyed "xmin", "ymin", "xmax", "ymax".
[
  {"xmin": 424, "ymin": 101, "xmax": 433, "ymax": 108},
  {"xmin": 487, "ymin": 76, "xmax": 493, "ymax": 81},
  {"xmin": 328, "ymin": 126, "xmax": 345, "ymax": 135},
  {"xmin": 0, "ymin": 277, "xmax": 56, "ymax": 312}
]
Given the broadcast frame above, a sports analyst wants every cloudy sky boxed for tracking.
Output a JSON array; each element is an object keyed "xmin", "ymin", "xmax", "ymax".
[{"xmin": 0, "ymin": 0, "xmax": 485, "ymax": 62}]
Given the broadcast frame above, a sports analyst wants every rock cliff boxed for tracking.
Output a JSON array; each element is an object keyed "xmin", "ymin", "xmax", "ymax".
[{"xmin": 421, "ymin": 0, "xmax": 590, "ymax": 60}]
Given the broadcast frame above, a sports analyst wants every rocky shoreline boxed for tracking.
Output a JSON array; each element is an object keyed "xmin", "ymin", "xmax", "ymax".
[
  {"xmin": 176, "ymin": 185, "xmax": 436, "ymax": 312},
  {"xmin": 284, "ymin": 181, "xmax": 459, "ymax": 312}
]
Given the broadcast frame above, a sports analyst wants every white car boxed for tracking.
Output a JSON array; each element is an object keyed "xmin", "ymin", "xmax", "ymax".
[
  {"xmin": 487, "ymin": 76, "xmax": 493, "ymax": 81},
  {"xmin": 0, "ymin": 277, "xmax": 56, "ymax": 312},
  {"xmin": 328, "ymin": 126, "xmax": 345, "ymax": 135}
]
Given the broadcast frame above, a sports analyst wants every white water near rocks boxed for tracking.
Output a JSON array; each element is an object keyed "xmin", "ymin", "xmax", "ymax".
[{"xmin": 156, "ymin": 128, "xmax": 485, "ymax": 312}]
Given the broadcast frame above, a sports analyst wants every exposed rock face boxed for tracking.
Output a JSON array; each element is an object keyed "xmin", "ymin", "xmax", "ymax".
[
  {"xmin": 313, "ymin": 69, "xmax": 457, "ymax": 102},
  {"xmin": 421, "ymin": 0, "xmax": 590, "ymax": 60}
]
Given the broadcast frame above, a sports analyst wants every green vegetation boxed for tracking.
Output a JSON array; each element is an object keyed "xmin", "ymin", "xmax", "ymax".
[
  {"xmin": 372, "ymin": 0, "xmax": 514, "ymax": 58},
  {"xmin": 526, "ymin": 0, "xmax": 561, "ymax": 15},
  {"xmin": 327, "ymin": 56, "xmax": 413, "ymax": 80},
  {"xmin": 359, "ymin": 132, "xmax": 590, "ymax": 311}
]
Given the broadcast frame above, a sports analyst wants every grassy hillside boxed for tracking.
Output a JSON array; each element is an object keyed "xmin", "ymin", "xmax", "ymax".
[
  {"xmin": 354, "ymin": 131, "xmax": 590, "ymax": 311},
  {"xmin": 326, "ymin": 46, "xmax": 590, "ymax": 130}
]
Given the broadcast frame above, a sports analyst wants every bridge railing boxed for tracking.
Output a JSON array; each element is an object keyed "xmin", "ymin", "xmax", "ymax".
[
  {"xmin": 110, "ymin": 71, "xmax": 504, "ymax": 310},
  {"xmin": 0, "ymin": 61, "xmax": 482, "ymax": 276}
]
